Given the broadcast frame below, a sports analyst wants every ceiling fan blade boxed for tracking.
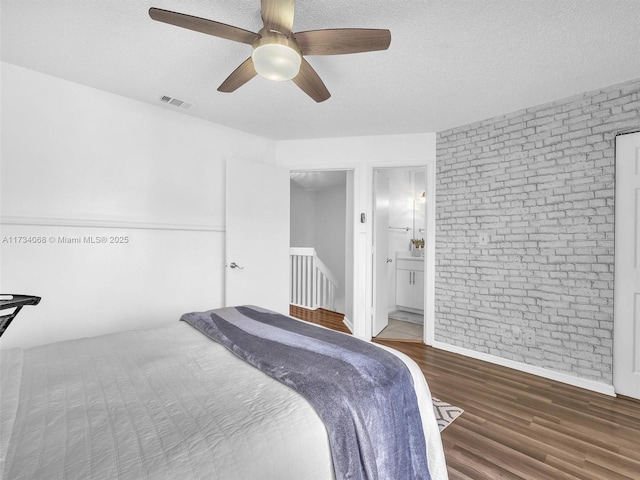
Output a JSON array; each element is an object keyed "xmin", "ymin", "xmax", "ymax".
[
  {"xmin": 149, "ymin": 8, "xmax": 258, "ymax": 45},
  {"xmin": 294, "ymin": 29, "xmax": 391, "ymax": 55},
  {"xmin": 217, "ymin": 58, "xmax": 258, "ymax": 93},
  {"xmin": 292, "ymin": 59, "xmax": 331, "ymax": 103},
  {"xmin": 261, "ymin": 0, "xmax": 295, "ymax": 34}
]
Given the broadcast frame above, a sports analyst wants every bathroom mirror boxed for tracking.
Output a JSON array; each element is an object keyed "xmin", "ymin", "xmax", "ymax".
[{"xmin": 411, "ymin": 168, "xmax": 426, "ymax": 243}]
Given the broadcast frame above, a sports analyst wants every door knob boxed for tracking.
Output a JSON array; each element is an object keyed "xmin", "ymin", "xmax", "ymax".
[
  {"xmin": 387, "ymin": 258, "xmax": 393, "ymax": 263},
  {"xmin": 229, "ymin": 262, "xmax": 244, "ymax": 269}
]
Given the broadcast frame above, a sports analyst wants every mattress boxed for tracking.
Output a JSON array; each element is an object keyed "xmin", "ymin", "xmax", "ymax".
[{"xmin": 0, "ymin": 315, "xmax": 447, "ymax": 479}]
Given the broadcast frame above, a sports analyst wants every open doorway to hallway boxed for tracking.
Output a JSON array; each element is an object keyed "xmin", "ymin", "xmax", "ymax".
[{"xmin": 289, "ymin": 170, "xmax": 355, "ymax": 328}]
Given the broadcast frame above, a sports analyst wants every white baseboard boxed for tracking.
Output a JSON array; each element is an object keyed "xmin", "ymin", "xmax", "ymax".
[
  {"xmin": 343, "ymin": 317, "xmax": 354, "ymax": 334},
  {"xmin": 431, "ymin": 341, "xmax": 616, "ymax": 397}
]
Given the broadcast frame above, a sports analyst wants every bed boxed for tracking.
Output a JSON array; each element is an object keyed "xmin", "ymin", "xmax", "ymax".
[{"xmin": 1, "ymin": 306, "xmax": 448, "ymax": 480}]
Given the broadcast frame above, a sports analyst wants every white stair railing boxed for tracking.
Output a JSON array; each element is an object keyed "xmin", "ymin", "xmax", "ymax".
[{"xmin": 289, "ymin": 247, "xmax": 338, "ymax": 311}]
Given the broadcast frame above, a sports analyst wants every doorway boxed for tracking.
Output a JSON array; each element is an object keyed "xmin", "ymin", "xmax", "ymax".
[
  {"xmin": 289, "ymin": 170, "xmax": 355, "ymax": 326},
  {"xmin": 372, "ymin": 167, "xmax": 427, "ymax": 342}
]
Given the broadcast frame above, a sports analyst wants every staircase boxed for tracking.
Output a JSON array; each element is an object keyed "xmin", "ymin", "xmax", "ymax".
[{"xmin": 289, "ymin": 247, "xmax": 338, "ymax": 311}]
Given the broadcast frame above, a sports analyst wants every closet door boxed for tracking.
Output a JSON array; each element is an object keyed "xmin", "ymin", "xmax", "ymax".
[{"xmin": 614, "ymin": 131, "xmax": 640, "ymax": 399}]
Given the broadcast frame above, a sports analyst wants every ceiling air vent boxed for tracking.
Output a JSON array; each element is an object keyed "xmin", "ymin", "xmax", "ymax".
[{"xmin": 159, "ymin": 95, "xmax": 194, "ymax": 110}]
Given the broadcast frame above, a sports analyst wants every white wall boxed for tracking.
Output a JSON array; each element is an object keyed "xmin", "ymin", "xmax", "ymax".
[
  {"xmin": 0, "ymin": 62, "xmax": 276, "ymax": 349},
  {"xmin": 290, "ymin": 185, "xmax": 317, "ymax": 247},
  {"xmin": 0, "ymin": 64, "xmax": 436, "ymax": 348},
  {"xmin": 277, "ymin": 134, "xmax": 436, "ymax": 168},
  {"xmin": 316, "ymin": 184, "xmax": 346, "ymax": 312}
]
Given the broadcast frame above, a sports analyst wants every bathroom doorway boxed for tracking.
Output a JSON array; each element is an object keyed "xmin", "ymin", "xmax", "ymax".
[{"xmin": 372, "ymin": 166, "xmax": 427, "ymax": 342}]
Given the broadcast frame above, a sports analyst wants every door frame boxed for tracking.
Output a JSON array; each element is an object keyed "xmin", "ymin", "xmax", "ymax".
[{"xmin": 367, "ymin": 160, "xmax": 436, "ymax": 345}]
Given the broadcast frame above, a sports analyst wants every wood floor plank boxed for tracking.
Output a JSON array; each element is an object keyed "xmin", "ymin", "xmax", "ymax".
[
  {"xmin": 446, "ymin": 446, "xmax": 526, "ymax": 480},
  {"xmin": 545, "ymin": 455, "xmax": 623, "ymax": 480},
  {"xmin": 290, "ymin": 307, "xmax": 640, "ymax": 480},
  {"xmin": 585, "ymin": 449, "xmax": 640, "ymax": 479},
  {"xmin": 447, "ymin": 466, "xmax": 480, "ymax": 480},
  {"xmin": 447, "ymin": 424, "xmax": 583, "ymax": 480}
]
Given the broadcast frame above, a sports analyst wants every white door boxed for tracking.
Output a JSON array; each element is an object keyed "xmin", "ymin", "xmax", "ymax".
[
  {"xmin": 614, "ymin": 131, "xmax": 640, "ymax": 399},
  {"xmin": 372, "ymin": 170, "xmax": 390, "ymax": 336},
  {"xmin": 226, "ymin": 158, "xmax": 290, "ymax": 314}
]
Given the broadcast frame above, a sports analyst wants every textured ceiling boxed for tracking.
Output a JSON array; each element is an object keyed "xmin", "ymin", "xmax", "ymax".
[{"xmin": 2, "ymin": 0, "xmax": 639, "ymax": 140}]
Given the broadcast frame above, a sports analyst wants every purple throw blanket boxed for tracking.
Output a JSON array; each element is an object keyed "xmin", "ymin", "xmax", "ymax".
[{"xmin": 180, "ymin": 306, "xmax": 430, "ymax": 480}]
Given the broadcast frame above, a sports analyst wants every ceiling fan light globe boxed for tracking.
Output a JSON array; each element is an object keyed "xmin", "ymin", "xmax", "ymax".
[{"xmin": 252, "ymin": 43, "xmax": 301, "ymax": 81}]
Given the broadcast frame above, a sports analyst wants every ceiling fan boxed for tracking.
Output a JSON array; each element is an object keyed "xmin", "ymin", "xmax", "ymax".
[{"xmin": 149, "ymin": 0, "xmax": 391, "ymax": 102}]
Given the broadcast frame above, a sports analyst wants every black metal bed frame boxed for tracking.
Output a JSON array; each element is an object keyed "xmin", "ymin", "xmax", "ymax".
[{"xmin": 0, "ymin": 295, "xmax": 41, "ymax": 337}]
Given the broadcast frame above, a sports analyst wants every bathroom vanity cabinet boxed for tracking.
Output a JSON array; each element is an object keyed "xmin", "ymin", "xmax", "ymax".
[{"xmin": 395, "ymin": 256, "xmax": 424, "ymax": 312}]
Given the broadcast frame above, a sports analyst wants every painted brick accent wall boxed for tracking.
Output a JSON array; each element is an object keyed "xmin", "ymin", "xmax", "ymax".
[{"xmin": 436, "ymin": 79, "xmax": 640, "ymax": 384}]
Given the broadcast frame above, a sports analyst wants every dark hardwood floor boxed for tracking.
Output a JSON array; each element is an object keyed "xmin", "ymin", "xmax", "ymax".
[
  {"xmin": 290, "ymin": 306, "xmax": 640, "ymax": 480},
  {"xmin": 289, "ymin": 305, "xmax": 351, "ymax": 333}
]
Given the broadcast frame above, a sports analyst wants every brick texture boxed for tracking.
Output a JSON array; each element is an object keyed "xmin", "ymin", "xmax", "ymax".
[{"xmin": 436, "ymin": 79, "xmax": 640, "ymax": 384}]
